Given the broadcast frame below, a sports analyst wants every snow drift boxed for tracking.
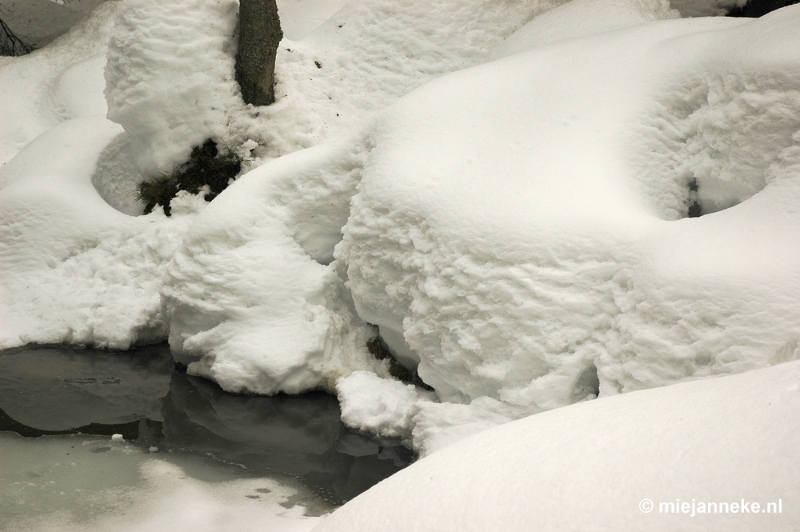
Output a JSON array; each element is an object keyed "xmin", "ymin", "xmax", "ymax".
[
  {"xmin": 3, "ymin": 0, "xmax": 800, "ymax": 461},
  {"xmin": 314, "ymin": 360, "xmax": 800, "ymax": 532},
  {"xmin": 337, "ymin": 3, "xmax": 800, "ymax": 452}
]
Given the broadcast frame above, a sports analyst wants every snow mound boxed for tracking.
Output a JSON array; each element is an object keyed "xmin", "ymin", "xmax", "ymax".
[
  {"xmin": 314, "ymin": 360, "xmax": 800, "ymax": 532},
  {"xmin": 157, "ymin": 0, "xmax": 567, "ymax": 394},
  {"xmin": 492, "ymin": 0, "xmax": 678, "ymax": 59},
  {"xmin": 162, "ymin": 139, "xmax": 392, "ymax": 394},
  {"xmin": 104, "ymin": 0, "xmax": 553, "ymax": 179},
  {"xmin": 0, "ymin": 1, "xmax": 118, "ymax": 166},
  {"xmin": 0, "ymin": 116, "xmax": 205, "ymax": 349},
  {"xmin": 336, "ymin": 371, "xmax": 435, "ymax": 439},
  {"xmin": 337, "ymin": 5, "xmax": 800, "ymax": 449},
  {"xmin": 104, "ymin": 0, "xmax": 240, "ymax": 178}
]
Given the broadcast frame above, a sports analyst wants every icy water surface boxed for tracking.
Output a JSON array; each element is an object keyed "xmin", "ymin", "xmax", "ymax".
[{"xmin": 0, "ymin": 345, "xmax": 413, "ymax": 529}]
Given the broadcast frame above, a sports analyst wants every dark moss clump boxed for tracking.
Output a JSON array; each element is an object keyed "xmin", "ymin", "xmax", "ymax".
[
  {"xmin": 137, "ymin": 140, "xmax": 241, "ymax": 215},
  {"xmin": 367, "ymin": 336, "xmax": 413, "ymax": 383}
]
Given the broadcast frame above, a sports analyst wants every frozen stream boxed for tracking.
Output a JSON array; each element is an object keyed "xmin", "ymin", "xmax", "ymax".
[{"xmin": 0, "ymin": 345, "xmax": 413, "ymax": 531}]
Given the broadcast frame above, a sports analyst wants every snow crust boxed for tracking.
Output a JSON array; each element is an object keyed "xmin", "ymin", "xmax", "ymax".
[
  {"xmin": 337, "ymin": 4, "xmax": 800, "ymax": 452},
  {"xmin": 3, "ymin": 0, "xmax": 800, "ymax": 466},
  {"xmin": 314, "ymin": 360, "xmax": 800, "ymax": 532},
  {"xmin": 104, "ymin": 0, "xmax": 241, "ymax": 178},
  {"xmin": 492, "ymin": 0, "xmax": 679, "ymax": 59},
  {"xmin": 336, "ymin": 371, "xmax": 435, "ymax": 439}
]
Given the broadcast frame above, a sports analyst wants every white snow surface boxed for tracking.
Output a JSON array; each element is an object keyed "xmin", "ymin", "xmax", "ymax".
[
  {"xmin": 314, "ymin": 360, "xmax": 800, "ymax": 532},
  {"xmin": 276, "ymin": 0, "xmax": 351, "ymax": 40},
  {"xmin": 104, "ymin": 0, "xmax": 241, "ymax": 178},
  {"xmin": 336, "ymin": 4, "xmax": 800, "ymax": 451},
  {"xmin": 492, "ymin": 0, "xmax": 679, "ymax": 59},
  {"xmin": 155, "ymin": 0, "xmax": 564, "ymax": 395},
  {"xmin": 0, "ymin": 3, "xmax": 206, "ymax": 349},
  {"xmin": 162, "ymin": 139, "xmax": 394, "ymax": 394},
  {"xmin": 336, "ymin": 371, "xmax": 436, "ymax": 439},
  {"xmin": 3, "ymin": 0, "xmax": 800, "ymax": 462},
  {"xmin": 103, "ymin": 0, "xmax": 553, "ymax": 179}
]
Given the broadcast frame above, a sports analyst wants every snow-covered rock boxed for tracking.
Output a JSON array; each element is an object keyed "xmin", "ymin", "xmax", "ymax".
[
  {"xmin": 314, "ymin": 360, "xmax": 800, "ymax": 532},
  {"xmin": 336, "ymin": 371, "xmax": 435, "ymax": 439},
  {"xmin": 104, "ymin": 0, "xmax": 241, "ymax": 178},
  {"xmin": 337, "ymin": 4, "xmax": 800, "ymax": 449},
  {"xmin": 162, "ymin": 139, "xmax": 393, "ymax": 394},
  {"xmin": 157, "ymin": 0, "xmax": 562, "ymax": 393}
]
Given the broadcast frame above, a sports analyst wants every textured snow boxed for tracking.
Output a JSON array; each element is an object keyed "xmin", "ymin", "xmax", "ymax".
[
  {"xmin": 336, "ymin": 371, "xmax": 435, "ymax": 439},
  {"xmin": 314, "ymin": 360, "xmax": 800, "ymax": 532},
  {"xmin": 103, "ymin": 0, "xmax": 551, "ymax": 179},
  {"xmin": 104, "ymin": 0, "xmax": 241, "ymax": 178},
  {"xmin": 337, "ymin": 4, "xmax": 800, "ymax": 451},
  {"xmin": 162, "ymin": 139, "xmax": 393, "ymax": 394},
  {"xmin": 155, "ymin": 0, "xmax": 561, "ymax": 394},
  {"xmin": 492, "ymin": 0, "xmax": 679, "ymax": 59},
  {"xmin": 3, "ymin": 0, "xmax": 800, "ymax": 469}
]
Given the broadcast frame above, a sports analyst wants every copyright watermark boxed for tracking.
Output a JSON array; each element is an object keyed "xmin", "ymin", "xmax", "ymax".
[{"xmin": 639, "ymin": 498, "xmax": 783, "ymax": 517}]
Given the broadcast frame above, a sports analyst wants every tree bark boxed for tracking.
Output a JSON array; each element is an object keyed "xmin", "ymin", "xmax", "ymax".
[{"xmin": 235, "ymin": 0, "xmax": 283, "ymax": 106}]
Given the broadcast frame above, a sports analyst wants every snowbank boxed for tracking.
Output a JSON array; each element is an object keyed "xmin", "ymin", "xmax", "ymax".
[
  {"xmin": 336, "ymin": 4, "xmax": 800, "ymax": 451},
  {"xmin": 162, "ymin": 139, "xmax": 393, "ymax": 394},
  {"xmin": 492, "ymin": 0, "xmax": 678, "ymax": 59},
  {"xmin": 314, "ymin": 360, "xmax": 800, "ymax": 532},
  {"xmin": 4, "ymin": 0, "xmax": 800, "ymax": 467},
  {"xmin": 0, "ymin": 113, "xmax": 204, "ymax": 348},
  {"xmin": 157, "ymin": 0, "xmax": 562, "ymax": 394},
  {"xmin": 104, "ymin": 0, "xmax": 241, "ymax": 178},
  {"xmin": 103, "ymin": 0, "xmax": 555, "ymax": 179},
  {"xmin": 3, "ymin": 0, "xmax": 546, "ymax": 353}
]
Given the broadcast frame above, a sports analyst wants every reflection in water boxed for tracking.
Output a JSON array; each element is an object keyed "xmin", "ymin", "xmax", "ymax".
[{"xmin": 0, "ymin": 345, "xmax": 413, "ymax": 505}]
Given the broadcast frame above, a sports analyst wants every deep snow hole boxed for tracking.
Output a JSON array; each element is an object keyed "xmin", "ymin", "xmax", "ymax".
[{"xmin": 638, "ymin": 71, "xmax": 800, "ymax": 219}]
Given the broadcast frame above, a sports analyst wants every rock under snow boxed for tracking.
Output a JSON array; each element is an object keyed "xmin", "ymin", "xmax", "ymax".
[{"xmin": 337, "ymin": 4, "xmax": 800, "ymax": 449}]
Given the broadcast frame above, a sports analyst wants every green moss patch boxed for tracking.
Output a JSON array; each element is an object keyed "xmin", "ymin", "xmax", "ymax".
[{"xmin": 137, "ymin": 139, "xmax": 241, "ymax": 215}]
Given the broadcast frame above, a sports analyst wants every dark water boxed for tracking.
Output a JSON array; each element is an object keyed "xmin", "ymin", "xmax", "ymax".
[{"xmin": 0, "ymin": 344, "xmax": 413, "ymax": 505}]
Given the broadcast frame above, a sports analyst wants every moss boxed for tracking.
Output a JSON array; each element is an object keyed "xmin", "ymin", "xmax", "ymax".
[
  {"xmin": 137, "ymin": 139, "xmax": 241, "ymax": 216},
  {"xmin": 367, "ymin": 336, "xmax": 413, "ymax": 383}
]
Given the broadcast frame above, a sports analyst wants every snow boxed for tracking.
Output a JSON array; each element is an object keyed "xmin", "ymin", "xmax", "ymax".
[
  {"xmin": 314, "ymin": 360, "xmax": 800, "ymax": 532},
  {"xmin": 2, "ymin": 0, "xmax": 800, "ymax": 517},
  {"xmin": 150, "ymin": 0, "xmax": 556, "ymax": 394},
  {"xmin": 104, "ymin": 0, "xmax": 241, "ymax": 178},
  {"xmin": 335, "ymin": 371, "xmax": 435, "ymax": 439},
  {"xmin": 336, "ymin": 4, "xmax": 800, "ymax": 451},
  {"xmin": 277, "ymin": 0, "xmax": 351, "ymax": 40},
  {"xmin": 162, "ymin": 138, "xmax": 395, "ymax": 394},
  {"xmin": 492, "ymin": 0, "xmax": 679, "ymax": 59}
]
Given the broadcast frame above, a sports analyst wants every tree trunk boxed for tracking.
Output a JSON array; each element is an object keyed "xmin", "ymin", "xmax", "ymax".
[{"xmin": 236, "ymin": 0, "xmax": 283, "ymax": 106}]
